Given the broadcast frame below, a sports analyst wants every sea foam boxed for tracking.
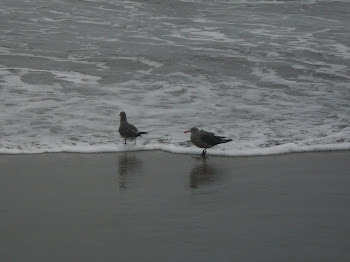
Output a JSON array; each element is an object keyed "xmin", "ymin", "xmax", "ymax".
[
  {"xmin": 1, "ymin": 0, "xmax": 349, "ymax": 156},
  {"xmin": 1, "ymin": 142, "xmax": 350, "ymax": 156}
]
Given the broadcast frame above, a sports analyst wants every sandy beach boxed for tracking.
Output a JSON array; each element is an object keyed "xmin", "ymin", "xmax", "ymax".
[{"xmin": 1, "ymin": 151, "xmax": 350, "ymax": 262}]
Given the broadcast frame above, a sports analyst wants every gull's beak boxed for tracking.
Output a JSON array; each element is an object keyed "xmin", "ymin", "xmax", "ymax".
[{"xmin": 184, "ymin": 130, "xmax": 190, "ymax": 133}]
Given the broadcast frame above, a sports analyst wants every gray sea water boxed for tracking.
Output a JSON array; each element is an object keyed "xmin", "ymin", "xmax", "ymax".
[{"xmin": 1, "ymin": 0, "xmax": 350, "ymax": 155}]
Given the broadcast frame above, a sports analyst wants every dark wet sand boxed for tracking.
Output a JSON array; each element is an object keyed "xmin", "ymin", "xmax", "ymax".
[{"xmin": 1, "ymin": 151, "xmax": 350, "ymax": 262}]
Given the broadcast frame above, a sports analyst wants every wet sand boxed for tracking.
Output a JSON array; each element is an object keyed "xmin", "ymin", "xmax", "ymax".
[{"xmin": 1, "ymin": 151, "xmax": 350, "ymax": 262}]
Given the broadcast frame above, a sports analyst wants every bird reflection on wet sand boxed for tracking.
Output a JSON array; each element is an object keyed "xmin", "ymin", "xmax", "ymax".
[
  {"xmin": 117, "ymin": 152, "xmax": 143, "ymax": 190},
  {"xmin": 189, "ymin": 157, "xmax": 222, "ymax": 189}
]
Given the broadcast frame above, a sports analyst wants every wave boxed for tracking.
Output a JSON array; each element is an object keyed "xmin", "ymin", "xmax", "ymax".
[{"xmin": 1, "ymin": 142, "xmax": 349, "ymax": 156}]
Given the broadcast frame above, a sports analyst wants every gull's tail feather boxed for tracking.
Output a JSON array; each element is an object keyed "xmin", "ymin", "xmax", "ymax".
[
  {"xmin": 215, "ymin": 136, "xmax": 232, "ymax": 144},
  {"xmin": 137, "ymin": 131, "xmax": 148, "ymax": 137}
]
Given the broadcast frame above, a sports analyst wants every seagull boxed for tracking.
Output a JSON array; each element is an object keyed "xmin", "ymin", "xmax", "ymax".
[
  {"xmin": 119, "ymin": 111, "xmax": 148, "ymax": 144},
  {"xmin": 184, "ymin": 127, "xmax": 232, "ymax": 156}
]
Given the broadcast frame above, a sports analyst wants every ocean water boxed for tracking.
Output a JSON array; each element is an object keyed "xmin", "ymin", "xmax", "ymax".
[{"xmin": 1, "ymin": 0, "xmax": 349, "ymax": 156}]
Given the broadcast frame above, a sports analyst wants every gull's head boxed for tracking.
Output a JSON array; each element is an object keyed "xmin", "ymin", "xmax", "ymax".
[
  {"xmin": 119, "ymin": 111, "xmax": 126, "ymax": 117},
  {"xmin": 184, "ymin": 127, "xmax": 199, "ymax": 133}
]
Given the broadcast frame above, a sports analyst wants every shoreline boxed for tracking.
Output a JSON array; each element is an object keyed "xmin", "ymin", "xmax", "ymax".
[{"xmin": 1, "ymin": 146, "xmax": 350, "ymax": 157}]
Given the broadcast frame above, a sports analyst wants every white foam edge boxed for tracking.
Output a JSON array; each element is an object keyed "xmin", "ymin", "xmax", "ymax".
[{"xmin": 1, "ymin": 142, "xmax": 350, "ymax": 156}]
